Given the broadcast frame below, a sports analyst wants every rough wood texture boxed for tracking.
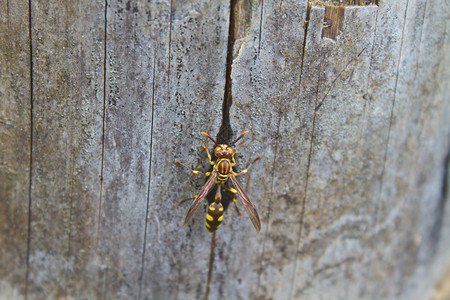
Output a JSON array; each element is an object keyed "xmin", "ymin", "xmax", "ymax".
[
  {"xmin": 0, "ymin": 0, "xmax": 449, "ymax": 299},
  {"xmin": 26, "ymin": 1, "xmax": 106, "ymax": 298},
  {"xmin": 0, "ymin": 0, "xmax": 31, "ymax": 297}
]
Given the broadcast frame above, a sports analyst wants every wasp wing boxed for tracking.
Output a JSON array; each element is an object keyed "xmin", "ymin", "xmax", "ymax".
[
  {"xmin": 229, "ymin": 173, "xmax": 261, "ymax": 232},
  {"xmin": 183, "ymin": 170, "xmax": 216, "ymax": 226}
]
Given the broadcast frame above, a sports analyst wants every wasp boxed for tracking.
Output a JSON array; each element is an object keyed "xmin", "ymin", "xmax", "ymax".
[{"xmin": 175, "ymin": 130, "xmax": 261, "ymax": 232}]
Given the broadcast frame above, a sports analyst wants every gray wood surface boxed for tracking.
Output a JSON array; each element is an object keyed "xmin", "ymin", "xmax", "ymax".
[
  {"xmin": 0, "ymin": 0, "xmax": 449, "ymax": 299},
  {"xmin": 26, "ymin": 1, "xmax": 105, "ymax": 298},
  {"xmin": 0, "ymin": 0, "xmax": 31, "ymax": 297}
]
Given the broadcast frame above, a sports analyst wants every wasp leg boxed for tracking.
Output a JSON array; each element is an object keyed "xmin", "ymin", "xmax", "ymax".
[
  {"xmin": 235, "ymin": 156, "xmax": 262, "ymax": 176},
  {"xmin": 222, "ymin": 184, "xmax": 242, "ymax": 216},
  {"xmin": 174, "ymin": 195, "xmax": 196, "ymax": 207},
  {"xmin": 202, "ymin": 145, "xmax": 215, "ymax": 166},
  {"xmin": 174, "ymin": 160, "xmax": 211, "ymax": 176}
]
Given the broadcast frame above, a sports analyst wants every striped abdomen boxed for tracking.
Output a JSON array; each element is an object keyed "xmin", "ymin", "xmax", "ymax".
[{"xmin": 205, "ymin": 202, "xmax": 224, "ymax": 232}]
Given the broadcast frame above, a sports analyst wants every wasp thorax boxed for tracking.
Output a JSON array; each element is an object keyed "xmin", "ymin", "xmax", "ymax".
[
  {"xmin": 214, "ymin": 145, "xmax": 234, "ymax": 158},
  {"xmin": 217, "ymin": 159, "xmax": 231, "ymax": 175}
]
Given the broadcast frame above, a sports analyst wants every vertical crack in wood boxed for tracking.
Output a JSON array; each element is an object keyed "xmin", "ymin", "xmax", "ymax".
[
  {"xmin": 97, "ymin": 1, "xmax": 108, "ymax": 299},
  {"xmin": 138, "ymin": 51, "xmax": 157, "ymax": 300},
  {"xmin": 167, "ymin": 0, "xmax": 173, "ymax": 100},
  {"xmin": 371, "ymin": 0, "xmax": 410, "ymax": 272},
  {"xmin": 295, "ymin": 4, "xmax": 312, "ymax": 120},
  {"xmin": 25, "ymin": 0, "xmax": 34, "ymax": 298},
  {"xmin": 217, "ymin": 0, "xmax": 238, "ymax": 144},
  {"xmin": 288, "ymin": 4, "xmax": 313, "ymax": 299},
  {"xmin": 257, "ymin": 0, "xmax": 264, "ymax": 56},
  {"xmin": 365, "ymin": 6, "xmax": 379, "ymax": 110},
  {"xmin": 256, "ymin": 111, "xmax": 282, "ymax": 294},
  {"xmin": 430, "ymin": 146, "xmax": 450, "ymax": 256},
  {"xmin": 289, "ymin": 59, "xmax": 323, "ymax": 300},
  {"xmin": 97, "ymin": 0, "xmax": 108, "ymax": 247},
  {"xmin": 204, "ymin": 1, "xmax": 239, "ymax": 295},
  {"xmin": 204, "ymin": 231, "xmax": 216, "ymax": 300}
]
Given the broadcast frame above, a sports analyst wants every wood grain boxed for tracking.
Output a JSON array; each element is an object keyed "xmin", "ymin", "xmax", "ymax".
[
  {"xmin": 0, "ymin": 0, "xmax": 449, "ymax": 299},
  {"xmin": 26, "ymin": 1, "xmax": 105, "ymax": 298},
  {"xmin": 0, "ymin": 0, "xmax": 31, "ymax": 298}
]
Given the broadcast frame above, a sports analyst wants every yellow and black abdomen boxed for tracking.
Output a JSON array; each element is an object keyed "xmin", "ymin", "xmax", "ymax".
[{"xmin": 205, "ymin": 202, "xmax": 224, "ymax": 232}]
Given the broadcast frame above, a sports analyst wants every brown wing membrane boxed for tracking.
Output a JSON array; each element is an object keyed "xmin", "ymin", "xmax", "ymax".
[
  {"xmin": 229, "ymin": 173, "xmax": 261, "ymax": 232},
  {"xmin": 183, "ymin": 171, "xmax": 217, "ymax": 226}
]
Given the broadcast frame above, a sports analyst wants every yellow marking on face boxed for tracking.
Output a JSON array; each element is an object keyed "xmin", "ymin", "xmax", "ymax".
[
  {"xmin": 209, "ymin": 206, "xmax": 215, "ymax": 211},
  {"xmin": 205, "ymin": 222, "xmax": 211, "ymax": 229},
  {"xmin": 206, "ymin": 172, "xmax": 211, "ymax": 176},
  {"xmin": 219, "ymin": 207, "xmax": 224, "ymax": 212},
  {"xmin": 218, "ymin": 215, "xmax": 223, "ymax": 222},
  {"xmin": 210, "ymin": 161, "xmax": 215, "ymax": 165},
  {"xmin": 206, "ymin": 214, "xmax": 214, "ymax": 221},
  {"xmin": 193, "ymin": 170, "xmax": 200, "ymax": 174}
]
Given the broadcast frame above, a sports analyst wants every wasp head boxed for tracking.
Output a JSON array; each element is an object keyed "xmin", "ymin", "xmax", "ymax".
[
  {"xmin": 214, "ymin": 145, "xmax": 235, "ymax": 158},
  {"xmin": 201, "ymin": 130, "xmax": 249, "ymax": 159}
]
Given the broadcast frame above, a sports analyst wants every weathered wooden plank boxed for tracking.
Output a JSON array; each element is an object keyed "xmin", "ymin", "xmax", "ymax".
[
  {"xmin": 97, "ymin": 1, "xmax": 169, "ymax": 298},
  {"xmin": 0, "ymin": 0, "xmax": 449, "ymax": 299},
  {"xmin": 289, "ymin": 5, "xmax": 378, "ymax": 300},
  {"xmin": 0, "ymin": 1, "xmax": 31, "ymax": 298},
  {"xmin": 27, "ymin": 0, "xmax": 105, "ymax": 298},
  {"xmin": 367, "ymin": 0, "xmax": 450, "ymax": 298},
  {"xmin": 131, "ymin": 1, "xmax": 228, "ymax": 299},
  {"xmin": 221, "ymin": 0, "xmax": 311, "ymax": 299}
]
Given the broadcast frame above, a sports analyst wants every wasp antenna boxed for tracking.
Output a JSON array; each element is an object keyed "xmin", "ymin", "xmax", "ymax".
[
  {"xmin": 201, "ymin": 132, "xmax": 218, "ymax": 145},
  {"xmin": 231, "ymin": 130, "xmax": 249, "ymax": 146}
]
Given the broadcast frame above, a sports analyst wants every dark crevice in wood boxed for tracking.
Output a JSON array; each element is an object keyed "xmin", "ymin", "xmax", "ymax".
[
  {"xmin": 167, "ymin": 0, "xmax": 173, "ymax": 100},
  {"xmin": 25, "ymin": 0, "xmax": 33, "ymax": 298},
  {"xmin": 257, "ymin": 0, "xmax": 264, "ymax": 56},
  {"xmin": 294, "ymin": 4, "xmax": 311, "ymax": 120},
  {"xmin": 205, "ymin": 1, "xmax": 239, "ymax": 295},
  {"xmin": 429, "ymin": 146, "xmax": 450, "ymax": 256},
  {"xmin": 97, "ymin": 2, "xmax": 108, "ymax": 299},
  {"xmin": 204, "ymin": 231, "xmax": 216, "ymax": 300},
  {"xmin": 97, "ymin": 0, "xmax": 108, "ymax": 247},
  {"xmin": 217, "ymin": 0, "xmax": 238, "ymax": 145},
  {"xmin": 138, "ymin": 52, "xmax": 157, "ymax": 300}
]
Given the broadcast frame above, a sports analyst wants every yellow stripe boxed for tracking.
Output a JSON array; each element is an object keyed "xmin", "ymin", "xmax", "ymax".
[
  {"xmin": 205, "ymin": 222, "xmax": 211, "ymax": 229},
  {"xmin": 209, "ymin": 206, "xmax": 215, "ymax": 211},
  {"xmin": 218, "ymin": 215, "xmax": 223, "ymax": 222},
  {"xmin": 206, "ymin": 214, "xmax": 214, "ymax": 221},
  {"xmin": 219, "ymin": 207, "xmax": 224, "ymax": 212}
]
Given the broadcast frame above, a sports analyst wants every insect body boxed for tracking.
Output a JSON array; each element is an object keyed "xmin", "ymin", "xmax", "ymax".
[{"xmin": 176, "ymin": 131, "xmax": 261, "ymax": 232}]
